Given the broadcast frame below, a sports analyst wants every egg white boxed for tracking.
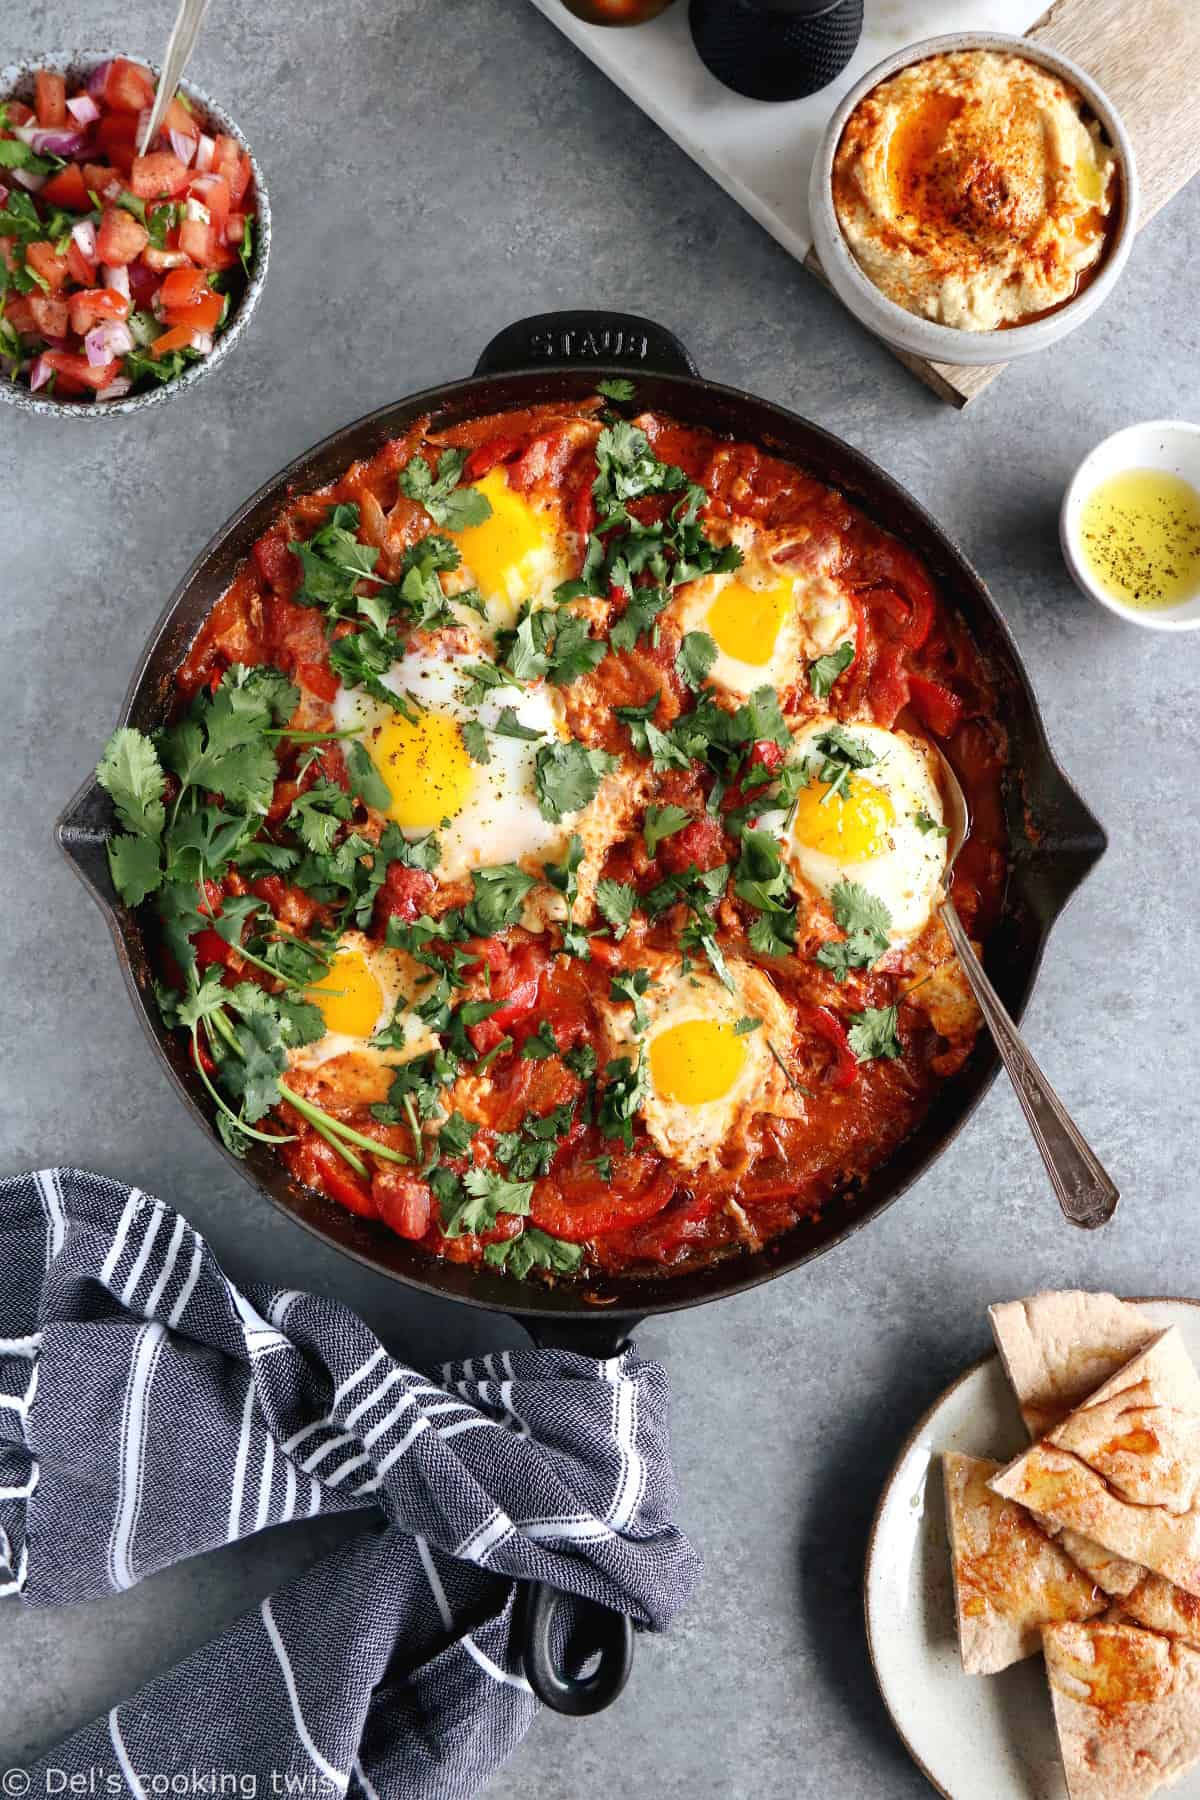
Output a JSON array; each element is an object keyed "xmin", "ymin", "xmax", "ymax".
[{"xmin": 781, "ymin": 718, "xmax": 948, "ymax": 944}]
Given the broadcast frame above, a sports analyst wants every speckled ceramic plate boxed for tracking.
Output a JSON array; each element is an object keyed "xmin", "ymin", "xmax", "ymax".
[
  {"xmin": 865, "ymin": 1298, "xmax": 1200, "ymax": 1800},
  {"xmin": 0, "ymin": 49, "xmax": 271, "ymax": 417}
]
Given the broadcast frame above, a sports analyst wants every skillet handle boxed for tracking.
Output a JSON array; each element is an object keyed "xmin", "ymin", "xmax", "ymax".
[
  {"xmin": 516, "ymin": 1313, "xmax": 642, "ymax": 1716},
  {"xmin": 56, "ymin": 771, "xmax": 118, "ymax": 912},
  {"xmin": 474, "ymin": 310, "xmax": 698, "ymax": 379}
]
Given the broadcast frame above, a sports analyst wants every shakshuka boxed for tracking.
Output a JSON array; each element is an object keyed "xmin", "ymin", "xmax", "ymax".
[{"xmin": 97, "ymin": 391, "xmax": 1007, "ymax": 1283}]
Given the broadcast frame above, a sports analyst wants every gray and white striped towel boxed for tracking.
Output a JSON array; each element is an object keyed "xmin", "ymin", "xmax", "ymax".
[{"xmin": 0, "ymin": 1168, "xmax": 699, "ymax": 1798}]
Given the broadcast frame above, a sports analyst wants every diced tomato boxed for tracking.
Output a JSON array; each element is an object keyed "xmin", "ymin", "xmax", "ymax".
[
  {"xmin": 161, "ymin": 95, "xmax": 199, "ymax": 142},
  {"xmin": 28, "ymin": 293, "xmax": 69, "ymax": 337},
  {"xmin": 252, "ymin": 530, "xmax": 298, "ymax": 592},
  {"xmin": 158, "ymin": 265, "xmax": 208, "ymax": 310},
  {"xmin": 190, "ymin": 1038, "xmax": 217, "ymax": 1079},
  {"xmin": 130, "ymin": 152, "xmax": 191, "ymax": 200},
  {"xmin": 25, "ymin": 240, "xmax": 69, "ymax": 291},
  {"xmin": 42, "ymin": 349, "xmax": 121, "ymax": 392},
  {"xmin": 149, "ymin": 323, "xmax": 196, "ymax": 358},
  {"xmin": 373, "ymin": 862, "xmax": 435, "ymax": 931},
  {"xmin": 96, "ymin": 112, "xmax": 138, "ymax": 172},
  {"xmin": 463, "ymin": 434, "xmax": 522, "ymax": 482},
  {"xmin": 35, "ymin": 70, "xmax": 66, "ymax": 128},
  {"xmin": 657, "ymin": 813, "xmax": 727, "ymax": 875},
  {"xmin": 799, "ymin": 1003, "xmax": 858, "ymax": 1090},
  {"xmin": 103, "ymin": 59, "xmax": 156, "ymax": 115},
  {"xmin": 571, "ymin": 475, "xmax": 597, "ymax": 542},
  {"xmin": 4, "ymin": 294, "xmax": 37, "ymax": 335},
  {"xmin": 192, "ymin": 928, "xmax": 237, "ymax": 970},
  {"xmin": 867, "ymin": 642, "xmax": 910, "ymax": 729},
  {"xmin": 298, "ymin": 660, "xmax": 339, "ymax": 703},
  {"xmin": 178, "ymin": 216, "xmax": 214, "ymax": 265},
  {"xmin": 300, "ymin": 1139, "xmax": 376, "ymax": 1218},
  {"xmin": 531, "ymin": 1134, "xmax": 676, "ymax": 1241},
  {"xmin": 96, "ymin": 206, "xmax": 148, "ymax": 266},
  {"xmin": 371, "ymin": 1167, "xmax": 432, "ymax": 1241},
  {"xmin": 225, "ymin": 211, "xmax": 247, "ymax": 247},
  {"xmin": 82, "ymin": 162, "xmax": 119, "ymax": 199},
  {"xmin": 162, "ymin": 288, "xmax": 223, "ymax": 332},
  {"xmin": 4, "ymin": 99, "xmax": 33, "ymax": 128},
  {"xmin": 41, "ymin": 163, "xmax": 91, "ymax": 211},
  {"xmin": 908, "ymin": 673, "xmax": 964, "ymax": 740},
  {"xmin": 186, "ymin": 174, "xmax": 230, "ymax": 237},
  {"xmin": 65, "ymin": 239, "xmax": 97, "ymax": 285},
  {"xmin": 211, "ymin": 135, "xmax": 250, "ymax": 205},
  {"xmin": 747, "ymin": 738, "xmax": 785, "ymax": 777},
  {"xmin": 67, "ymin": 287, "xmax": 130, "ymax": 334}
]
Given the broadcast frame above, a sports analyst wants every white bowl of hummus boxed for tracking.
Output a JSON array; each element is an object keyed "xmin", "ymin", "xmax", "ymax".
[{"xmin": 809, "ymin": 35, "xmax": 1138, "ymax": 365}]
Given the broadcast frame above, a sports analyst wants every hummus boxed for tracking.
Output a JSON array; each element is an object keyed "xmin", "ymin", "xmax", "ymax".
[{"xmin": 832, "ymin": 51, "xmax": 1118, "ymax": 331}]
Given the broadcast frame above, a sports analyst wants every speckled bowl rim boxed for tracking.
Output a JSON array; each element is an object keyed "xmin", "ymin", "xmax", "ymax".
[
  {"xmin": 0, "ymin": 49, "xmax": 271, "ymax": 417},
  {"xmin": 807, "ymin": 33, "xmax": 1140, "ymax": 367}
]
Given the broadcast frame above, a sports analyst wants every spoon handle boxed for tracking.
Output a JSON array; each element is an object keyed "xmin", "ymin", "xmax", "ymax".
[
  {"xmin": 938, "ymin": 896, "xmax": 1119, "ymax": 1229},
  {"xmin": 138, "ymin": 0, "xmax": 213, "ymax": 155}
]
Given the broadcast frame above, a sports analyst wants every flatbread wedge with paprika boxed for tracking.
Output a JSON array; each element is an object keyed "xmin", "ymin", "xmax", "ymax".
[
  {"xmin": 990, "ymin": 1330, "xmax": 1200, "ymax": 1597},
  {"xmin": 1044, "ymin": 1619, "xmax": 1200, "ymax": 1799},
  {"xmin": 943, "ymin": 1452, "xmax": 1105, "ymax": 1673}
]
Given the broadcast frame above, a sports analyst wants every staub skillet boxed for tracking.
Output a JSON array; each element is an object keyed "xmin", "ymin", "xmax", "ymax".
[{"xmin": 56, "ymin": 310, "xmax": 1107, "ymax": 1714}]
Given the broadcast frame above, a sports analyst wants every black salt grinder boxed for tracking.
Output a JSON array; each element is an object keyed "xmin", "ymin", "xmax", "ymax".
[{"xmin": 689, "ymin": 0, "xmax": 864, "ymax": 101}]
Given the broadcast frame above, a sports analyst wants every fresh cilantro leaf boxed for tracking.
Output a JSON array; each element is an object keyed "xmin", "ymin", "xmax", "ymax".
[
  {"xmin": 808, "ymin": 640, "xmax": 855, "ymax": 699},
  {"xmin": 160, "ymin": 667, "xmax": 281, "ymax": 817},
  {"xmin": 236, "ymin": 213, "xmax": 254, "ymax": 277},
  {"xmin": 594, "ymin": 422, "xmax": 687, "ymax": 509},
  {"xmin": 484, "ymin": 1227, "xmax": 584, "ymax": 1279},
  {"xmin": 345, "ymin": 741, "xmax": 392, "ymax": 812},
  {"xmin": 915, "ymin": 809, "xmax": 949, "ymax": 837},
  {"xmin": 461, "ymin": 864, "xmax": 536, "ymax": 935},
  {"xmin": 462, "ymin": 719, "xmax": 491, "ymax": 764},
  {"xmin": 815, "ymin": 881, "xmax": 893, "ymax": 982},
  {"xmin": 643, "ymin": 804, "xmax": 691, "ymax": 857},
  {"xmin": 847, "ymin": 1003, "xmax": 903, "ymax": 1063},
  {"xmin": 287, "ymin": 781, "xmax": 352, "ymax": 855},
  {"xmin": 438, "ymin": 1112, "xmax": 478, "ymax": 1156},
  {"xmin": 733, "ymin": 829, "xmax": 795, "ymax": 934},
  {"xmin": 97, "ymin": 727, "xmax": 166, "ymax": 840},
  {"xmin": 545, "ymin": 612, "xmax": 606, "ymax": 686},
  {"xmin": 534, "ymin": 741, "xmax": 615, "ymax": 822},
  {"xmin": 396, "ymin": 532, "xmax": 461, "ymax": 630},
  {"xmin": 502, "ymin": 611, "xmax": 550, "ymax": 683},
  {"xmin": 399, "ymin": 449, "xmax": 493, "ymax": 530},
  {"xmin": 596, "ymin": 377, "xmax": 635, "ymax": 402},
  {"xmin": 565, "ymin": 1042, "xmax": 597, "ymax": 1080},
  {"xmin": 595, "ymin": 879, "xmax": 636, "ymax": 941},
  {"xmin": 610, "ymin": 967, "xmax": 654, "ymax": 1032},
  {"xmin": 0, "ymin": 140, "xmax": 57, "ymax": 174},
  {"xmin": 441, "ymin": 1165, "xmax": 534, "ymax": 1238},
  {"xmin": 597, "ymin": 1054, "xmax": 649, "ymax": 1148},
  {"xmin": 734, "ymin": 1016, "xmax": 761, "ymax": 1035},
  {"xmin": 107, "ymin": 831, "xmax": 163, "ymax": 906},
  {"xmin": 608, "ymin": 584, "xmax": 671, "ymax": 652},
  {"xmin": 328, "ymin": 627, "xmax": 403, "ymax": 703},
  {"xmin": 520, "ymin": 1020, "xmax": 561, "ymax": 1061},
  {"xmin": 675, "ymin": 631, "xmax": 717, "ymax": 692},
  {"xmin": 491, "ymin": 706, "xmax": 543, "ymax": 741}
]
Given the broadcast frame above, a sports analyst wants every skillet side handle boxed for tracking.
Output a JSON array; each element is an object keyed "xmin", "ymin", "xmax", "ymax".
[
  {"xmin": 516, "ymin": 1312, "xmax": 643, "ymax": 1716},
  {"xmin": 474, "ymin": 310, "xmax": 698, "ymax": 379},
  {"xmin": 55, "ymin": 771, "xmax": 118, "ymax": 914}
]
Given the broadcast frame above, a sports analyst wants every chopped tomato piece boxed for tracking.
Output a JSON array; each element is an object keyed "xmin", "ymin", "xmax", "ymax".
[
  {"xmin": 463, "ymin": 434, "xmax": 522, "ymax": 481},
  {"xmin": 211, "ymin": 135, "xmax": 250, "ymax": 205},
  {"xmin": 300, "ymin": 1139, "xmax": 376, "ymax": 1218},
  {"xmin": 3, "ymin": 294, "xmax": 38, "ymax": 335},
  {"xmin": 161, "ymin": 95, "xmax": 199, "ymax": 142},
  {"xmin": 371, "ymin": 1167, "xmax": 432, "ymax": 1241},
  {"xmin": 373, "ymin": 862, "xmax": 436, "ymax": 931},
  {"xmin": 81, "ymin": 162, "xmax": 119, "ymax": 199},
  {"xmin": 186, "ymin": 174, "xmax": 230, "ymax": 237},
  {"xmin": 28, "ymin": 293, "xmax": 69, "ymax": 337},
  {"xmin": 67, "ymin": 287, "xmax": 130, "ymax": 334},
  {"xmin": 162, "ymin": 289, "xmax": 223, "ymax": 332},
  {"xmin": 40, "ymin": 163, "xmax": 90, "ymax": 211},
  {"xmin": 5, "ymin": 99, "xmax": 33, "ymax": 128},
  {"xmin": 252, "ymin": 530, "xmax": 298, "ymax": 592},
  {"xmin": 103, "ymin": 58, "xmax": 156, "ymax": 115},
  {"xmin": 178, "ymin": 216, "xmax": 214, "ymax": 265},
  {"xmin": 297, "ymin": 660, "xmax": 339, "ymax": 703},
  {"xmin": 25, "ymin": 240, "xmax": 69, "ymax": 291},
  {"xmin": 96, "ymin": 112, "xmax": 138, "ymax": 172},
  {"xmin": 96, "ymin": 206, "xmax": 149, "ymax": 266},
  {"xmin": 149, "ymin": 322, "xmax": 199, "ymax": 358},
  {"xmin": 659, "ymin": 814, "xmax": 727, "ymax": 875},
  {"xmin": 158, "ymin": 265, "xmax": 208, "ymax": 310},
  {"xmin": 35, "ymin": 70, "xmax": 66, "ymax": 127},
  {"xmin": 532, "ymin": 1135, "xmax": 676, "ymax": 1241},
  {"xmin": 867, "ymin": 642, "xmax": 910, "ymax": 729},
  {"xmin": 571, "ymin": 475, "xmax": 597, "ymax": 540},
  {"xmin": 908, "ymin": 673, "xmax": 964, "ymax": 739},
  {"xmin": 42, "ymin": 349, "xmax": 122, "ymax": 391},
  {"xmin": 66, "ymin": 239, "xmax": 98, "ymax": 285},
  {"xmin": 192, "ymin": 928, "xmax": 237, "ymax": 970},
  {"xmin": 748, "ymin": 738, "xmax": 785, "ymax": 776},
  {"xmin": 130, "ymin": 152, "xmax": 191, "ymax": 200}
]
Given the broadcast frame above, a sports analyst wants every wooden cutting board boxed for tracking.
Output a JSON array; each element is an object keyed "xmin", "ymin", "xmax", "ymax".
[{"xmin": 807, "ymin": 0, "xmax": 1200, "ymax": 405}]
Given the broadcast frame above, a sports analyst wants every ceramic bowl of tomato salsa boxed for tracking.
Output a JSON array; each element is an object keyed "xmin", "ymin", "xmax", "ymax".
[{"xmin": 0, "ymin": 51, "xmax": 270, "ymax": 416}]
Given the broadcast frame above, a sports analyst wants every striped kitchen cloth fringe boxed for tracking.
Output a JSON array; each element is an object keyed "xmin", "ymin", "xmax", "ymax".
[{"xmin": 0, "ymin": 1168, "xmax": 700, "ymax": 1799}]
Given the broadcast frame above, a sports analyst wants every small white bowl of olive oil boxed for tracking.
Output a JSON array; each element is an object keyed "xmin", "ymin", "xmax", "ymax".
[{"xmin": 1061, "ymin": 421, "xmax": 1200, "ymax": 630}]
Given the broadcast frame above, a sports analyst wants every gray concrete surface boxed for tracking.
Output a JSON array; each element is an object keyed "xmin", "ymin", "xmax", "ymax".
[{"xmin": 2, "ymin": 1, "xmax": 1198, "ymax": 1794}]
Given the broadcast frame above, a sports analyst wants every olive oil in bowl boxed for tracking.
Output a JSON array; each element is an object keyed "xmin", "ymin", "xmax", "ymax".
[{"xmin": 1078, "ymin": 467, "xmax": 1200, "ymax": 612}]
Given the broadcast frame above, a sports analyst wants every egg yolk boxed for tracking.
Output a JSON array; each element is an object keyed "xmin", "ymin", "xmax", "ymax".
[
  {"xmin": 365, "ymin": 707, "xmax": 474, "ymax": 830},
  {"xmin": 309, "ymin": 949, "xmax": 384, "ymax": 1040},
  {"xmin": 451, "ymin": 467, "xmax": 552, "ymax": 611},
  {"xmin": 792, "ymin": 775, "xmax": 894, "ymax": 861},
  {"xmin": 649, "ymin": 1019, "xmax": 747, "ymax": 1107},
  {"xmin": 705, "ymin": 576, "xmax": 793, "ymax": 667}
]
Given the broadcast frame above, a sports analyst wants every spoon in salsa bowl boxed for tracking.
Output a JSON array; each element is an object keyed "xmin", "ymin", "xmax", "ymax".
[{"xmin": 928, "ymin": 744, "xmax": 1119, "ymax": 1229}]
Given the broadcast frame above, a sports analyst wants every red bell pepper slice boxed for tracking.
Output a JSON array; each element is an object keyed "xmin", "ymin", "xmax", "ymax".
[
  {"xmin": 801, "ymin": 1003, "xmax": 858, "ymax": 1090},
  {"xmin": 908, "ymin": 673, "xmax": 964, "ymax": 739}
]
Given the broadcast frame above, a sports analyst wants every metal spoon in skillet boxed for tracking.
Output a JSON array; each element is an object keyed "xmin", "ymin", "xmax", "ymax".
[{"xmin": 929, "ymin": 743, "xmax": 1119, "ymax": 1230}]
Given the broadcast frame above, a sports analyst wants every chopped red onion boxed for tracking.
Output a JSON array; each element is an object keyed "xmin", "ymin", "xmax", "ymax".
[
  {"xmin": 0, "ymin": 184, "xmax": 7, "ymax": 209},
  {"xmin": 169, "ymin": 129, "xmax": 197, "ymax": 167},
  {"xmin": 13, "ymin": 170, "xmax": 47, "ymax": 193},
  {"xmin": 96, "ymin": 377, "xmax": 133, "ymax": 400},
  {"xmin": 29, "ymin": 354, "xmax": 53, "ymax": 393},
  {"xmin": 195, "ymin": 133, "xmax": 215, "ymax": 173},
  {"xmin": 102, "ymin": 262, "xmax": 131, "ymax": 299},
  {"xmin": 72, "ymin": 219, "xmax": 98, "ymax": 261},
  {"xmin": 66, "ymin": 93, "xmax": 101, "ymax": 126},
  {"xmin": 190, "ymin": 331, "xmax": 214, "ymax": 356},
  {"xmin": 87, "ymin": 62, "xmax": 112, "ymax": 98},
  {"xmin": 84, "ymin": 320, "xmax": 133, "ymax": 365},
  {"xmin": 13, "ymin": 123, "xmax": 89, "ymax": 157}
]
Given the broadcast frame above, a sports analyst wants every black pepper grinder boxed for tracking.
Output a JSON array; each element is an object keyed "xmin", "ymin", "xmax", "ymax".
[{"xmin": 689, "ymin": 0, "xmax": 864, "ymax": 100}]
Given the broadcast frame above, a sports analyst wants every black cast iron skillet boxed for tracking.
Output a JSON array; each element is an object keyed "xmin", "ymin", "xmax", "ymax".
[{"xmin": 56, "ymin": 310, "xmax": 1107, "ymax": 1716}]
